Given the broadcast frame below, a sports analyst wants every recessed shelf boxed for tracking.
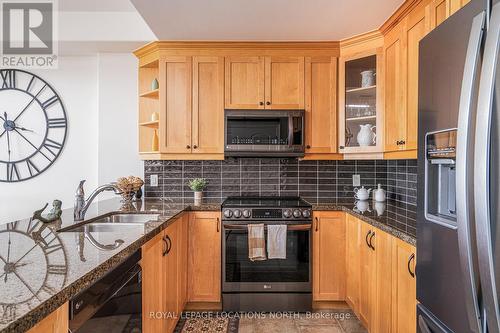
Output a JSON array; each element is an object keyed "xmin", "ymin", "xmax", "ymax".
[
  {"xmin": 346, "ymin": 115, "xmax": 377, "ymax": 121},
  {"xmin": 139, "ymin": 120, "xmax": 159, "ymax": 128},
  {"xmin": 140, "ymin": 89, "xmax": 159, "ymax": 99}
]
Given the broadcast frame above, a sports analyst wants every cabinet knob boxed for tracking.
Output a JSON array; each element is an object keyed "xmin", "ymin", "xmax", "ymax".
[
  {"xmin": 339, "ymin": 146, "xmax": 345, "ymax": 149},
  {"xmin": 401, "ymin": 140, "xmax": 406, "ymax": 145},
  {"xmin": 306, "ymin": 145, "xmax": 311, "ymax": 149},
  {"xmin": 193, "ymin": 145, "xmax": 198, "ymax": 149},
  {"xmin": 266, "ymin": 101, "xmax": 271, "ymax": 105},
  {"xmin": 186, "ymin": 145, "xmax": 191, "ymax": 149},
  {"xmin": 259, "ymin": 101, "xmax": 264, "ymax": 106}
]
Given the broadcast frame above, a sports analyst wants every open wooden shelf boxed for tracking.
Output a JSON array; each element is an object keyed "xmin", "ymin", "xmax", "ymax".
[
  {"xmin": 140, "ymin": 89, "xmax": 159, "ymax": 99},
  {"xmin": 139, "ymin": 120, "xmax": 159, "ymax": 128}
]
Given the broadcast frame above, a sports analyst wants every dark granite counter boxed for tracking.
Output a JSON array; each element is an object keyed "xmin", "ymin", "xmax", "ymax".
[
  {"xmin": 0, "ymin": 196, "xmax": 415, "ymax": 332},
  {"xmin": 0, "ymin": 197, "xmax": 221, "ymax": 333},
  {"xmin": 311, "ymin": 199, "xmax": 417, "ymax": 246}
]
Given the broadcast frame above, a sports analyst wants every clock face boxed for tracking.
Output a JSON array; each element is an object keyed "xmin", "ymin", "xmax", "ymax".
[
  {"xmin": 0, "ymin": 69, "xmax": 67, "ymax": 182},
  {"xmin": 0, "ymin": 220, "xmax": 67, "ymax": 324}
]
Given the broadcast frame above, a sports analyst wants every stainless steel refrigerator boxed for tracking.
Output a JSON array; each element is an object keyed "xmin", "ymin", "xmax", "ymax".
[{"xmin": 418, "ymin": 0, "xmax": 500, "ymax": 332}]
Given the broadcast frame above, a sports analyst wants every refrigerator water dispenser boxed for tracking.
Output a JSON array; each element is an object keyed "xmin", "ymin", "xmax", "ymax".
[{"xmin": 424, "ymin": 129, "xmax": 457, "ymax": 228}]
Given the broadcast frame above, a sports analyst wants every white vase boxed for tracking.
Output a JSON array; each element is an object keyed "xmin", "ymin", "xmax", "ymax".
[
  {"xmin": 194, "ymin": 191, "xmax": 203, "ymax": 205},
  {"xmin": 357, "ymin": 124, "xmax": 376, "ymax": 147}
]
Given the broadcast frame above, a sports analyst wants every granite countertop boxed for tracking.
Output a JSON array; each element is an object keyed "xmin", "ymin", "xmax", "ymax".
[
  {"xmin": 310, "ymin": 199, "xmax": 417, "ymax": 247},
  {"xmin": 0, "ymin": 196, "xmax": 415, "ymax": 332},
  {"xmin": 0, "ymin": 197, "xmax": 221, "ymax": 333}
]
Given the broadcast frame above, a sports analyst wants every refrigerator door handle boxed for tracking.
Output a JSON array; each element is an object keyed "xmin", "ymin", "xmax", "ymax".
[
  {"xmin": 474, "ymin": 2, "xmax": 500, "ymax": 333},
  {"xmin": 456, "ymin": 10, "xmax": 486, "ymax": 333}
]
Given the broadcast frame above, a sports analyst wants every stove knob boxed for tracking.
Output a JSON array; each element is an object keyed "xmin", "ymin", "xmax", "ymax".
[
  {"xmin": 302, "ymin": 209, "xmax": 311, "ymax": 218},
  {"xmin": 223, "ymin": 209, "xmax": 233, "ymax": 218},
  {"xmin": 243, "ymin": 209, "xmax": 251, "ymax": 218},
  {"xmin": 233, "ymin": 209, "xmax": 242, "ymax": 218},
  {"xmin": 293, "ymin": 209, "xmax": 301, "ymax": 218},
  {"xmin": 283, "ymin": 209, "xmax": 292, "ymax": 218}
]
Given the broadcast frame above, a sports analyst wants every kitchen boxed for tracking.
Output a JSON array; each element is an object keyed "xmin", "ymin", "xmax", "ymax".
[{"xmin": 0, "ymin": 0, "xmax": 496, "ymax": 332}]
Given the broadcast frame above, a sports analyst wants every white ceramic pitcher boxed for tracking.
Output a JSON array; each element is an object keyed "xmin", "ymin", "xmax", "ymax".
[{"xmin": 357, "ymin": 124, "xmax": 376, "ymax": 147}]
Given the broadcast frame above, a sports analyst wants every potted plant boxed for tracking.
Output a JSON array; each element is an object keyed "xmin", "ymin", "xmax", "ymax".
[{"xmin": 188, "ymin": 178, "xmax": 208, "ymax": 203}]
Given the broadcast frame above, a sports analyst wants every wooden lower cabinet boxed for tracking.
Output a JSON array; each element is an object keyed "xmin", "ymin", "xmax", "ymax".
[
  {"xmin": 345, "ymin": 213, "xmax": 361, "ymax": 311},
  {"xmin": 391, "ymin": 238, "xmax": 417, "ymax": 333},
  {"xmin": 27, "ymin": 303, "xmax": 68, "ymax": 333},
  {"xmin": 312, "ymin": 211, "xmax": 346, "ymax": 301},
  {"xmin": 142, "ymin": 231, "xmax": 168, "ymax": 332},
  {"xmin": 371, "ymin": 229, "xmax": 394, "ymax": 333},
  {"xmin": 345, "ymin": 214, "xmax": 416, "ymax": 333},
  {"xmin": 188, "ymin": 211, "xmax": 222, "ymax": 302},
  {"xmin": 142, "ymin": 215, "xmax": 185, "ymax": 333}
]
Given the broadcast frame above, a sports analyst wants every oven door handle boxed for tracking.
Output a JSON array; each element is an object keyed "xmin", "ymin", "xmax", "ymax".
[{"xmin": 223, "ymin": 224, "xmax": 311, "ymax": 231}]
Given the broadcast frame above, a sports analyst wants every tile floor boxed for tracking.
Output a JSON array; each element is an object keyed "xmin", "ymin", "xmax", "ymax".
[{"xmin": 238, "ymin": 310, "xmax": 367, "ymax": 333}]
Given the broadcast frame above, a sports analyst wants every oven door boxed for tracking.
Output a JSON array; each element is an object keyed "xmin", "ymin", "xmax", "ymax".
[
  {"xmin": 224, "ymin": 109, "xmax": 305, "ymax": 157},
  {"xmin": 222, "ymin": 223, "xmax": 311, "ymax": 293}
]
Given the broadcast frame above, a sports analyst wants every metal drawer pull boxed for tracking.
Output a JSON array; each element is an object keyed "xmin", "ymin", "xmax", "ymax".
[
  {"xmin": 408, "ymin": 253, "xmax": 415, "ymax": 277},
  {"xmin": 162, "ymin": 236, "xmax": 168, "ymax": 256},
  {"xmin": 369, "ymin": 232, "xmax": 375, "ymax": 250},
  {"xmin": 315, "ymin": 217, "xmax": 319, "ymax": 232},
  {"xmin": 217, "ymin": 217, "xmax": 220, "ymax": 232},
  {"xmin": 365, "ymin": 230, "xmax": 372, "ymax": 248},
  {"xmin": 165, "ymin": 235, "xmax": 172, "ymax": 255}
]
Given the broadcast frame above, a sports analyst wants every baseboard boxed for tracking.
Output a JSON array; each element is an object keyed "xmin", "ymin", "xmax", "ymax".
[
  {"xmin": 312, "ymin": 301, "xmax": 350, "ymax": 310},
  {"xmin": 184, "ymin": 302, "xmax": 222, "ymax": 311}
]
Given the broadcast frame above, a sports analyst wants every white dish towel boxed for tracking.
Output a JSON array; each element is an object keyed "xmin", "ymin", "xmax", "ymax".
[
  {"xmin": 267, "ymin": 224, "xmax": 287, "ymax": 259},
  {"xmin": 248, "ymin": 224, "xmax": 267, "ymax": 261}
]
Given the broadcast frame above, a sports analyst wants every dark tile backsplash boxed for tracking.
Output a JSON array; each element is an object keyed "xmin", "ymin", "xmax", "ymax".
[
  {"xmin": 144, "ymin": 158, "xmax": 414, "ymax": 202},
  {"xmin": 144, "ymin": 158, "xmax": 418, "ymax": 236}
]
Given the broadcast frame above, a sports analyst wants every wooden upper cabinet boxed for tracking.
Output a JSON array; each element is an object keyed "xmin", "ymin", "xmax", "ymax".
[
  {"xmin": 312, "ymin": 211, "xmax": 346, "ymax": 301},
  {"xmin": 161, "ymin": 56, "xmax": 192, "ymax": 153},
  {"xmin": 346, "ymin": 214, "xmax": 361, "ymax": 311},
  {"xmin": 225, "ymin": 56, "xmax": 265, "ymax": 109},
  {"xmin": 406, "ymin": 5, "xmax": 428, "ymax": 151},
  {"xmin": 384, "ymin": 20, "xmax": 407, "ymax": 153},
  {"xmin": 192, "ymin": 56, "xmax": 224, "ymax": 154},
  {"xmin": 391, "ymin": 238, "xmax": 417, "ymax": 333},
  {"xmin": 426, "ymin": 0, "xmax": 450, "ymax": 30},
  {"xmin": 188, "ymin": 211, "xmax": 222, "ymax": 302},
  {"xmin": 305, "ymin": 57, "xmax": 337, "ymax": 155},
  {"xmin": 265, "ymin": 56, "xmax": 305, "ymax": 109}
]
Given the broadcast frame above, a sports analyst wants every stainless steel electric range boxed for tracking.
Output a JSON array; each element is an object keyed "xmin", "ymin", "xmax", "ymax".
[{"xmin": 221, "ymin": 196, "xmax": 312, "ymax": 312}]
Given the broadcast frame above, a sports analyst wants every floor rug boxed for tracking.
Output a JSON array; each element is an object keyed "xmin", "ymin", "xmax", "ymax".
[{"xmin": 174, "ymin": 314, "xmax": 239, "ymax": 333}]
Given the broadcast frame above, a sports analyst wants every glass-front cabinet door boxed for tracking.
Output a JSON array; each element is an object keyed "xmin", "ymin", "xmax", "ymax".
[{"xmin": 339, "ymin": 49, "xmax": 383, "ymax": 155}]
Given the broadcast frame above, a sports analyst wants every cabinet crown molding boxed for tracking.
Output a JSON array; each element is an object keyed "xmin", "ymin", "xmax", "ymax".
[
  {"xmin": 379, "ymin": 0, "xmax": 423, "ymax": 35},
  {"xmin": 133, "ymin": 41, "xmax": 341, "ymax": 58},
  {"xmin": 339, "ymin": 30, "xmax": 383, "ymax": 49}
]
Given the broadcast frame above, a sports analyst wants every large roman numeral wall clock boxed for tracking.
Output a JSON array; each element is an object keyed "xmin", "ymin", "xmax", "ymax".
[{"xmin": 0, "ymin": 69, "xmax": 68, "ymax": 182}]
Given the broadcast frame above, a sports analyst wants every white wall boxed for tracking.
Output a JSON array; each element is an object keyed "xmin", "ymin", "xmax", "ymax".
[
  {"xmin": 97, "ymin": 54, "xmax": 143, "ymax": 197},
  {"xmin": 0, "ymin": 54, "xmax": 142, "ymax": 224}
]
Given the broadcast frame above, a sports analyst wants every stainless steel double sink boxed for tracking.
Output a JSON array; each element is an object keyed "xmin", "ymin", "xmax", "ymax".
[{"xmin": 58, "ymin": 213, "xmax": 161, "ymax": 233}]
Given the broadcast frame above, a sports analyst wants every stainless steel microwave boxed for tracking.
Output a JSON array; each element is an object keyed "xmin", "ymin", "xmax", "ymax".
[{"xmin": 224, "ymin": 109, "xmax": 305, "ymax": 157}]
